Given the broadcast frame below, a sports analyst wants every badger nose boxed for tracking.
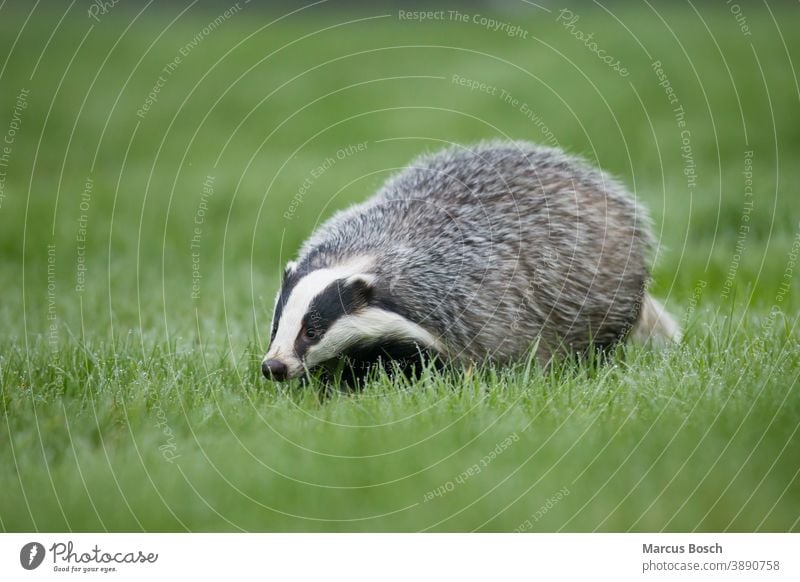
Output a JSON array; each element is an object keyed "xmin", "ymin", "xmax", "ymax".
[{"xmin": 262, "ymin": 359, "xmax": 289, "ymax": 381}]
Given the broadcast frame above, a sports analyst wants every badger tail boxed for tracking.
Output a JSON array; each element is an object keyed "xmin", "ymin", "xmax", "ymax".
[{"xmin": 631, "ymin": 293, "xmax": 682, "ymax": 346}]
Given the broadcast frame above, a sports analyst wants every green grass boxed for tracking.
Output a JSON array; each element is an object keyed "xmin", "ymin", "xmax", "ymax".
[{"xmin": 1, "ymin": 2, "xmax": 799, "ymax": 531}]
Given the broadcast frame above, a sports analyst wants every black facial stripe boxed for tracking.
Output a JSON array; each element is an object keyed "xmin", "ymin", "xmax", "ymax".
[{"xmin": 294, "ymin": 277, "xmax": 372, "ymax": 359}]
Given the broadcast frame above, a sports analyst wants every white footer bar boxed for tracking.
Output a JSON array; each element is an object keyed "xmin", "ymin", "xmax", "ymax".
[{"xmin": 1, "ymin": 533, "xmax": 797, "ymax": 581}]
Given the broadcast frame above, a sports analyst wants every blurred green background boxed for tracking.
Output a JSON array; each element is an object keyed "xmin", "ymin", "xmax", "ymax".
[{"xmin": 1, "ymin": 1, "xmax": 798, "ymax": 532}]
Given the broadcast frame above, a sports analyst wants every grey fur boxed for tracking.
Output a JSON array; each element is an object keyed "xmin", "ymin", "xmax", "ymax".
[{"xmin": 281, "ymin": 140, "xmax": 675, "ymax": 368}]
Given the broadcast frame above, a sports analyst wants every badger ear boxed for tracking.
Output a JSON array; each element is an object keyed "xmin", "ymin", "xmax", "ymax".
[
  {"xmin": 344, "ymin": 273, "xmax": 376, "ymax": 307},
  {"xmin": 283, "ymin": 261, "xmax": 298, "ymax": 279}
]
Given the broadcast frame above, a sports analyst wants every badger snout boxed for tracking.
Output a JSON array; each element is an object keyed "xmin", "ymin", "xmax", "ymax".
[{"xmin": 262, "ymin": 358, "xmax": 289, "ymax": 381}]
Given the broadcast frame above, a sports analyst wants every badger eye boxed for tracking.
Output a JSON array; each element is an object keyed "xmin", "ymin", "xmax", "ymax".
[{"xmin": 303, "ymin": 327, "xmax": 319, "ymax": 340}]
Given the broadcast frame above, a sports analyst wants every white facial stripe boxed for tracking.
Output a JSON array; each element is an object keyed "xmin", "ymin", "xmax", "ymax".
[
  {"xmin": 268, "ymin": 261, "xmax": 299, "ymax": 335},
  {"xmin": 304, "ymin": 307, "xmax": 443, "ymax": 368},
  {"xmin": 264, "ymin": 256, "xmax": 374, "ymax": 373},
  {"xmin": 269, "ymin": 286, "xmax": 282, "ymax": 335}
]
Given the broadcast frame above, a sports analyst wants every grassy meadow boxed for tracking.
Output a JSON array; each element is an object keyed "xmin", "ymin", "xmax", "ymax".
[{"xmin": 0, "ymin": 1, "xmax": 798, "ymax": 531}]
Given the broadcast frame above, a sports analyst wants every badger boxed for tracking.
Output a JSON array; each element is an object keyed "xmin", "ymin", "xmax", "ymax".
[{"xmin": 262, "ymin": 141, "xmax": 680, "ymax": 382}]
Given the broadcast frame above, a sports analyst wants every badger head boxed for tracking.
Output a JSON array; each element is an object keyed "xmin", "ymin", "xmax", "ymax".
[{"xmin": 262, "ymin": 256, "xmax": 441, "ymax": 381}]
